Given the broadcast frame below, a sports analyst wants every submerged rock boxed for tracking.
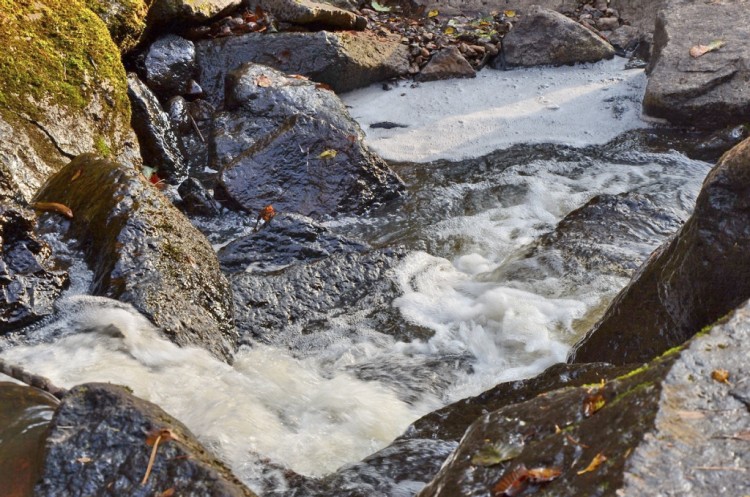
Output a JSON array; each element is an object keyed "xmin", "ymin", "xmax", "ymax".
[
  {"xmin": 418, "ymin": 301, "xmax": 750, "ymax": 496},
  {"xmin": 35, "ymin": 383, "xmax": 256, "ymax": 497},
  {"xmin": 643, "ymin": 0, "xmax": 750, "ymax": 128},
  {"xmin": 127, "ymin": 73, "xmax": 188, "ymax": 182},
  {"xmin": 195, "ymin": 31, "xmax": 409, "ymax": 102},
  {"xmin": 34, "ymin": 155, "xmax": 236, "ymax": 361},
  {"xmin": 502, "ymin": 6, "xmax": 615, "ymax": 67},
  {"xmin": 214, "ymin": 63, "xmax": 403, "ymax": 217},
  {"xmin": 0, "ymin": 202, "xmax": 69, "ymax": 331},
  {"xmin": 571, "ymin": 136, "xmax": 750, "ymax": 365}
]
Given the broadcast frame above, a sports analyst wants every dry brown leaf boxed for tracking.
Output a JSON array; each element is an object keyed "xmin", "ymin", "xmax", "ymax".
[
  {"xmin": 583, "ymin": 393, "xmax": 606, "ymax": 417},
  {"xmin": 711, "ymin": 369, "xmax": 730, "ymax": 384},
  {"xmin": 71, "ymin": 169, "xmax": 82, "ymax": 182},
  {"xmin": 492, "ymin": 464, "xmax": 529, "ymax": 496},
  {"xmin": 526, "ymin": 467, "xmax": 562, "ymax": 483},
  {"xmin": 32, "ymin": 201, "xmax": 73, "ymax": 219},
  {"xmin": 76, "ymin": 457, "xmax": 92, "ymax": 464},
  {"xmin": 159, "ymin": 489, "xmax": 176, "ymax": 497},
  {"xmin": 577, "ymin": 453, "xmax": 607, "ymax": 475},
  {"xmin": 689, "ymin": 40, "xmax": 726, "ymax": 58},
  {"xmin": 255, "ymin": 74, "xmax": 273, "ymax": 87}
]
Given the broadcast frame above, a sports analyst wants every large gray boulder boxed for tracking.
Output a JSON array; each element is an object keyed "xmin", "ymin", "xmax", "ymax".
[
  {"xmin": 571, "ymin": 136, "xmax": 750, "ymax": 365},
  {"xmin": 502, "ymin": 6, "xmax": 615, "ymax": 67},
  {"xmin": 643, "ymin": 0, "xmax": 750, "ymax": 128},
  {"xmin": 35, "ymin": 383, "xmax": 257, "ymax": 497},
  {"xmin": 195, "ymin": 31, "xmax": 410, "ymax": 102},
  {"xmin": 418, "ymin": 300, "xmax": 750, "ymax": 496},
  {"xmin": 34, "ymin": 155, "xmax": 236, "ymax": 361}
]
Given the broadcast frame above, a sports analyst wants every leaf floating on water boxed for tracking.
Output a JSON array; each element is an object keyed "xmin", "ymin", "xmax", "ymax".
[
  {"xmin": 577, "ymin": 453, "xmax": 607, "ymax": 475},
  {"xmin": 371, "ymin": 0, "xmax": 391, "ymax": 12},
  {"xmin": 471, "ymin": 442, "xmax": 523, "ymax": 467},
  {"xmin": 711, "ymin": 369, "xmax": 730, "ymax": 384},
  {"xmin": 255, "ymin": 74, "xmax": 273, "ymax": 87},
  {"xmin": 583, "ymin": 393, "xmax": 606, "ymax": 417},
  {"xmin": 32, "ymin": 202, "xmax": 73, "ymax": 219},
  {"xmin": 319, "ymin": 149, "xmax": 338, "ymax": 159},
  {"xmin": 492, "ymin": 464, "xmax": 529, "ymax": 496},
  {"xmin": 527, "ymin": 467, "xmax": 562, "ymax": 483},
  {"xmin": 689, "ymin": 39, "xmax": 726, "ymax": 58},
  {"xmin": 427, "ymin": 9, "xmax": 439, "ymax": 17}
]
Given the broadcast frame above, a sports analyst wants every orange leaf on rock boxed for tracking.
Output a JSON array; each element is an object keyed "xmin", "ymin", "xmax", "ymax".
[
  {"xmin": 689, "ymin": 39, "xmax": 726, "ymax": 58},
  {"xmin": 527, "ymin": 467, "xmax": 562, "ymax": 483},
  {"xmin": 583, "ymin": 393, "xmax": 606, "ymax": 417},
  {"xmin": 577, "ymin": 453, "xmax": 607, "ymax": 475},
  {"xmin": 492, "ymin": 464, "xmax": 529, "ymax": 496},
  {"xmin": 255, "ymin": 74, "xmax": 273, "ymax": 87},
  {"xmin": 711, "ymin": 369, "xmax": 730, "ymax": 384},
  {"xmin": 259, "ymin": 205, "xmax": 276, "ymax": 222}
]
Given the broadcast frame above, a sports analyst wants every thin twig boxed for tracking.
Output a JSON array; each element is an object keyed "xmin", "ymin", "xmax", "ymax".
[
  {"xmin": 692, "ymin": 466, "xmax": 746, "ymax": 472},
  {"xmin": 188, "ymin": 113, "xmax": 205, "ymax": 143},
  {"xmin": 142, "ymin": 435, "xmax": 162, "ymax": 485}
]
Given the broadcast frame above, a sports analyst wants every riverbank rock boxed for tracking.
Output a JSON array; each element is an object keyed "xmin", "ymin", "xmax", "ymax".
[
  {"xmin": 418, "ymin": 301, "xmax": 750, "ymax": 496},
  {"xmin": 144, "ymin": 35, "xmax": 201, "ymax": 100},
  {"xmin": 0, "ymin": 203, "xmax": 69, "ymax": 332},
  {"xmin": 35, "ymin": 383, "xmax": 257, "ymax": 497},
  {"xmin": 34, "ymin": 155, "xmax": 236, "ymax": 361},
  {"xmin": 643, "ymin": 0, "xmax": 750, "ymax": 128},
  {"xmin": 502, "ymin": 6, "xmax": 615, "ymax": 67},
  {"xmin": 417, "ymin": 46, "xmax": 476, "ymax": 81},
  {"xmin": 146, "ymin": 0, "xmax": 242, "ymax": 31},
  {"xmin": 214, "ymin": 63, "xmax": 403, "ymax": 217},
  {"xmin": 0, "ymin": 0, "xmax": 138, "ymax": 203},
  {"xmin": 256, "ymin": 0, "xmax": 367, "ymax": 30},
  {"xmin": 86, "ymin": 0, "xmax": 148, "ymax": 53},
  {"xmin": 127, "ymin": 73, "xmax": 188, "ymax": 182},
  {"xmin": 195, "ymin": 31, "xmax": 409, "ymax": 101},
  {"xmin": 571, "ymin": 136, "xmax": 750, "ymax": 365}
]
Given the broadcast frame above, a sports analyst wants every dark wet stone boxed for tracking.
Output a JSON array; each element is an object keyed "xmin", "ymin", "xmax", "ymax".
[
  {"xmin": 417, "ymin": 46, "xmax": 476, "ymax": 82},
  {"xmin": 34, "ymin": 155, "xmax": 236, "ymax": 361},
  {"xmin": 571, "ymin": 137, "xmax": 750, "ymax": 365},
  {"xmin": 35, "ymin": 383, "xmax": 257, "ymax": 497},
  {"xmin": 370, "ymin": 122, "xmax": 408, "ymax": 130},
  {"xmin": 231, "ymin": 248, "xmax": 429, "ymax": 346},
  {"xmin": 0, "ymin": 202, "xmax": 69, "ymax": 331},
  {"xmin": 127, "ymin": 73, "xmax": 188, "ymax": 182},
  {"xmin": 419, "ymin": 303, "xmax": 750, "ymax": 496},
  {"xmin": 173, "ymin": 98, "xmax": 215, "ymax": 175},
  {"xmin": 502, "ymin": 6, "xmax": 615, "ymax": 67},
  {"xmin": 643, "ymin": 0, "xmax": 750, "ymax": 128},
  {"xmin": 144, "ymin": 34, "xmax": 199, "ymax": 100},
  {"xmin": 177, "ymin": 177, "xmax": 220, "ymax": 216},
  {"xmin": 195, "ymin": 31, "xmax": 409, "ymax": 103},
  {"xmin": 213, "ymin": 63, "xmax": 403, "ymax": 217},
  {"xmin": 0, "ymin": 382, "xmax": 58, "ymax": 497},
  {"xmin": 218, "ymin": 213, "xmax": 366, "ymax": 273}
]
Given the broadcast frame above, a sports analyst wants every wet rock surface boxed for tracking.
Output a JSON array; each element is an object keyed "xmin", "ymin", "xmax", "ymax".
[
  {"xmin": 195, "ymin": 31, "xmax": 409, "ymax": 100},
  {"xmin": 417, "ymin": 302, "xmax": 750, "ymax": 496},
  {"xmin": 127, "ymin": 73, "xmax": 188, "ymax": 182},
  {"xmin": 0, "ymin": 382, "xmax": 58, "ymax": 497},
  {"xmin": 643, "ymin": 0, "xmax": 750, "ymax": 128},
  {"xmin": 35, "ymin": 383, "xmax": 257, "ymax": 497},
  {"xmin": 144, "ymin": 34, "xmax": 201, "ymax": 100},
  {"xmin": 231, "ymin": 248, "xmax": 429, "ymax": 346},
  {"xmin": 0, "ymin": 202, "xmax": 69, "ymax": 332},
  {"xmin": 218, "ymin": 213, "xmax": 366, "ymax": 273},
  {"xmin": 571, "ymin": 136, "xmax": 750, "ymax": 365},
  {"xmin": 34, "ymin": 155, "xmax": 236, "ymax": 361},
  {"xmin": 214, "ymin": 63, "xmax": 403, "ymax": 217},
  {"xmin": 502, "ymin": 6, "xmax": 615, "ymax": 67}
]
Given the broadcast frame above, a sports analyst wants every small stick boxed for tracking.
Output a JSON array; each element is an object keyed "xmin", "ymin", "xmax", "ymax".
[
  {"xmin": 142, "ymin": 434, "xmax": 162, "ymax": 485},
  {"xmin": 188, "ymin": 113, "xmax": 205, "ymax": 143}
]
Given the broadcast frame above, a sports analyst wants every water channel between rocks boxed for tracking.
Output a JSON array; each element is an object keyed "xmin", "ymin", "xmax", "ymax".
[{"xmin": 0, "ymin": 59, "xmax": 712, "ymax": 493}]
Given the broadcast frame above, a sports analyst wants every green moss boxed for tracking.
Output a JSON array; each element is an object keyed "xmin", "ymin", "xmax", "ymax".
[
  {"xmin": 85, "ymin": 0, "xmax": 148, "ymax": 53},
  {"xmin": 607, "ymin": 381, "xmax": 655, "ymax": 410},
  {"xmin": 0, "ymin": 0, "xmax": 130, "ymax": 130},
  {"xmin": 94, "ymin": 135, "xmax": 112, "ymax": 157}
]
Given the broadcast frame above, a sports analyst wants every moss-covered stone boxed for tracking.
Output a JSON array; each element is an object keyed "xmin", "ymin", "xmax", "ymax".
[{"xmin": 85, "ymin": 0, "xmax": 148, "ymax": 53}]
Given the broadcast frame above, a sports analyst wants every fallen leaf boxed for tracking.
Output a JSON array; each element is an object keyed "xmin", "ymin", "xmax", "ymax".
[
  {"xmin": 259, "ymin": 205, "xmax": 276, "ymax": 222},
  {"xmin": 288, "ymin": 74, "xmax": 309, "ymax": 80},
  {"xmin": 159, "ymin": 489, "xmax": 175, "ymax": 497},
  {"xmin": 315, "ymin": 82, "xmax": 334, "ymax": 91},
  {"xmin": 255, "ymin": 74, "xmax": 272, "ymax": 87},
  {"xmin": 319, "ymin": 149, "xmax": 338, "ymax": 159},
  {"xmin": 504, "ymin": 10, "xmax": 516, "ymax": 17},
  {"xmin": 471, "ymin": 442, "xmax": 523, "ymax": 467},
  {"xmin": 689, "ymin": 39, "xmax": 726, "ymax": 58},
  {"xmin": 445, "ymin": 26, "xmax": 455, "ymax": 35},
  {"xmin": 711, "ymin": 369, "xmax": 730, "ymax": 384},
  {"xmin": 371, "ymin": 0, "xmax": 391, "ymax": 12},
  {"xmin": 32, "ymin": 202, "xmax": 73, "ymax": 219},
  {"xmin": 492, "ymin": 464, "xmax": 529, "ymax": 496},
  {"xmin": 577, "ymin": 453, "xmax": 607, "ymax": 475},
  {"xmin": 583, "ymin": 393, "xmax": 606, "ymax": 417},
  {"xmin": 428, "ymin": 9, "xmax": 439, "ymax": 17},
  {"xmin": 565, "ymin": 434, "xmax": 590, "ymax": 448},
  {"xmin": 71, "ymin": 169, "xmax": 82, "ymax": 182},
  {"xmin": 527, "ymin": 467, "xmax": 562, "ymax": 483},
  {"xmin": 76, "ymin": 457, "xmax": 92, "ymax": 464}
]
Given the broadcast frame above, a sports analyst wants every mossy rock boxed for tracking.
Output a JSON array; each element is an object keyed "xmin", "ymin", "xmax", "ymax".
[
  {"xmin": 85, "ymin": 0, "xmax": 148, "ymax": 53},
  {"xmin": 0, "ymin": 0, "xmax": 137, "ymax": 202}
]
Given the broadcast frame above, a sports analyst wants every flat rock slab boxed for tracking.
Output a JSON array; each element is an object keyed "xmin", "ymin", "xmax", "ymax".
[
  {"xmin": 35, "ymin": 383, "xmax": 256, "ymax": 497},
  {"xmin": 502, "ymin": 6, "xmax": 615, "ymax": 67},
  {"xmin": 643, "ymin": 0, "xmax": 750, "ymax": 128},
  {"xmin": 196, "ymin": 31, "xmax": 409, "ymax": 102},
  {"xmin": 34, "ymin": 154, "xmax": 236, "ymax": 361},
  {"xmin": 418, "ymin": 300, "xmax": 750, "ymax": 496},
  {"xmin": 571, "ymin": 136, "xmax": 750, "ymax": 365},
  {"xmin": 262, "ymin": 0, "xmax": 367, "ymax": 30}
]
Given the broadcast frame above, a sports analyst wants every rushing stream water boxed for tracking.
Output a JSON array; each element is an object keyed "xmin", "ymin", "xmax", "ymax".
[{"xmin": 0, "ymin": 60, "xmax": 713, "ymax": 493}]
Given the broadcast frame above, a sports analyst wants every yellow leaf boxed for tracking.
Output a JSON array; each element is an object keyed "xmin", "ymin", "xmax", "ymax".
[
  {"xmin": 711, "ymin": 369, "xmax": 730, "ymax": 384},
  {"xmin": 428, "ymin": 9, "xmax": 439, "ymax": 17},
  {"xmin": 577, "ymin": 453, "xmax": 607, "ymax": 475},
  {"xmin": 445, "ymin": 26, "xmax": 455, "ymax": 35},
  {"xmin": 504, "ymin": 9, "xmax": 516, "ymax": 17},
  {"xmin": 319, "ymin": 149, "xmax": 338, "ymax": 159}
]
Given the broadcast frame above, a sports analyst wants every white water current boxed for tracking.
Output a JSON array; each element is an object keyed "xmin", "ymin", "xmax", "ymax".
[{"xmin": 0, "ymin": 59, "xmax": 712, "ymax": 493}]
